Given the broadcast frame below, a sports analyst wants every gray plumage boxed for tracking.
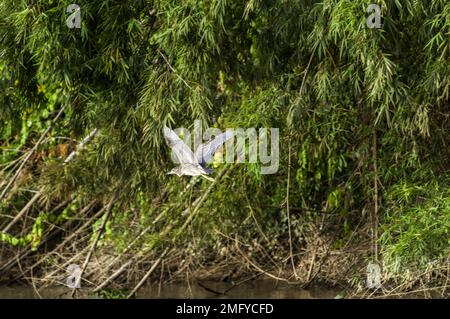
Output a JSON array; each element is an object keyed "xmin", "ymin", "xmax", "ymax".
[{"xmin": 164, "ymin": 126, "xmax": 233, "ymax": 181}]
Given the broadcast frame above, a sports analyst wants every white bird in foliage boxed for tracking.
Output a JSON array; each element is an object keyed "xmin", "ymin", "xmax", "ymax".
[{"xmin": 163, "ymin": 126, "xmax": 234, "ymax": 181}]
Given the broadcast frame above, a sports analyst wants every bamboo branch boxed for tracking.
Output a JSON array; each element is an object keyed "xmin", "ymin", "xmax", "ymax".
[
  {"xmin": 0, "ymin": 128, "xmax": 99, "ymax": 235},
  {"xmin": 372, "ymin": 130, "xmax": 379, "ymax": 261},
  {"xmin": 6, "ymin": 200, "xmax": 97, "ymax": 281},
  {"xmin": 126, "ymin": 247, "xmax": 169, "ymax": 298},
  {"xmin": 0, "ymin": 105, "xmax": 67, "ymax": 202},
  {"xmin": 63, "ymin": 128, "xmax": 98, "ymax": 164},
  {"xmin": 70, "ymin": 197, "xmax": 115, "ymax": 297},
  {"xmin": 177, "ymin": 167, "xmax": 229, "ymax": 235},
  {"xmin": 1, "ymin": 191, "xmax": 42, "ymax": 233},
  {"xmin": 286, "ymin": 141, "xmax": 298, "ymax": 279},
  {"xmin": 93, "ymin": 259, "xmax": 133, "ymax": 292}
]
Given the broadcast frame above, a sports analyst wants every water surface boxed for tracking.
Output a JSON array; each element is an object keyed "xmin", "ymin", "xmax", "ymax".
[{"xmin": 0, "ymin": 280, "xmax": 340, "ymax": 299}]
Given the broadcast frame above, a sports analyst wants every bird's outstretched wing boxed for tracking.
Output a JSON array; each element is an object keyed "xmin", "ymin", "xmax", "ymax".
[
  {"xmin": 163, "ymin": 126, "xmax": 197, "ymax": 164},
  {"xmin": 195, "ymin": 130, "xmax": 234, "ymax": 165}
]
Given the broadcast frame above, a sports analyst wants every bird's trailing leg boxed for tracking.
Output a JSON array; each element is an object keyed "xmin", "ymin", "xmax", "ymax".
[{"xmin": 200, "ymin": 175, "xmax": 215, "ymax": 182}]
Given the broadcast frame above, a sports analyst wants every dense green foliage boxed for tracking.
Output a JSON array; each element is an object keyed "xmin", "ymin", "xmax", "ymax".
[{"xmin": 0, "ymin": 0, "xmax": 448, "ymax": 292}]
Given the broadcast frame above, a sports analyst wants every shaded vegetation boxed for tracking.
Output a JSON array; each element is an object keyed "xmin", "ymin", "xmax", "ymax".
[{"xmin": 0, "ymin": 0, "xmax": 448, "ymax": 297}]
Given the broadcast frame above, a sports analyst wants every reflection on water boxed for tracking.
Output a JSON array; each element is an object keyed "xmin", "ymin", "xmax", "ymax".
[
  {"xmin": 0, "ymin": 280, "xmax": 340, "ymax": 299},
  {"xmin": 136, "ymin": 281, "xmax": 340, "ymax": 299}
]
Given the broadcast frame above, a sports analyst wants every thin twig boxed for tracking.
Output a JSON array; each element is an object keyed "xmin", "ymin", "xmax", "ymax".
[
  {"xmin": 158, "ymin": 50, "xmax": 192, "ymax": 90},
  {"xmin": 372, "ymin": 130, "xmax": 379, "ymax": 260},
  {"xmin": 286, "ymin": 141, "xmax": 298, "ymax": 279}
]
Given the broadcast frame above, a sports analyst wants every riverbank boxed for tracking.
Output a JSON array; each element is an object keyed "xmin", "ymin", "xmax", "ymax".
[{"xmin": 1, "ymin": 215, "xmax": 448, "ymax": 299}]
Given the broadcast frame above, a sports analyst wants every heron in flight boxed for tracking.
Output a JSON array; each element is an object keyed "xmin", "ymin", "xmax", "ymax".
[{"xmin": 163, "ymin": 126, "xmax": 234, "ymax": 181}]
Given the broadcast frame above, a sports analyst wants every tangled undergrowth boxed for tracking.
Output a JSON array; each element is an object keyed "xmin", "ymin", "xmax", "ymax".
[{"xmin": 0, "ymin": 0, "xmax": 449, "ymax": 298}]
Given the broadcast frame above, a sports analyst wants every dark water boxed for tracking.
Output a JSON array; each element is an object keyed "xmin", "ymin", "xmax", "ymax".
[
  {"xmin": 0, "ymin": 280, "xmax": 340, "ymax": 299},
  {"xmin": 136, "ymin": 281, "xmax": 340, "ymax": 299}
]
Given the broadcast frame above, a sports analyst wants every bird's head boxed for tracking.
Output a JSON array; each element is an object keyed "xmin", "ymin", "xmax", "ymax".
[{"xmin": 167, "ymin": 167, "xmax": 182, "ymax": 176}]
